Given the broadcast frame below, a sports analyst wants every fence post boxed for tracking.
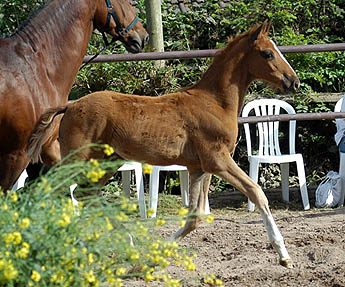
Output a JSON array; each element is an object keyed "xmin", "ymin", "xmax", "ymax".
[{"xmin": 144, "ymin": 0, "xmax": 165, "ymax": 68}]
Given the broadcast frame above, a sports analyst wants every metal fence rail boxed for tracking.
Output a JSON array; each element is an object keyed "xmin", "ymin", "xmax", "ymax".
[
  {"xmin": 83, "ymin": 43, "xmax": 345, "ymax": 63},
  {"xmin": 238, "ymin": 111, "xmax": 345, "ymax": 124}
]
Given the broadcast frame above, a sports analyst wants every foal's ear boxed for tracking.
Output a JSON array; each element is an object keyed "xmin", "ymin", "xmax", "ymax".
[
  {"xmin": 250, "ymin": 24, "xmax": 264, "ymax": 44},
  {"xmin": 262, "ymin": 20, "xmax": 271, "ymax": 34},
  {"xmin": 250, "ymin": 20, "xmax": 271, "ymax": 44}
]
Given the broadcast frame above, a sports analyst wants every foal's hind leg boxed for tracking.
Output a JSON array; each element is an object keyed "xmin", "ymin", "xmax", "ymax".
[
  {"xmin": 170, "ymin": 169, "xmax": 209, "ymax": 240},
  {"xmin": 208, "ymin": 152, "xmax": 292, "ymax": 268}
]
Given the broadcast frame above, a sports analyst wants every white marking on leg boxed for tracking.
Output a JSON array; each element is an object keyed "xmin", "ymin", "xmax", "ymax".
[
  {"xmin": 70, "ymin": 184, "xmax": 80, "ymax": 216},
  {"xmin": 260, "ymin": 210, "xmax": 291, "ymax": 261}
]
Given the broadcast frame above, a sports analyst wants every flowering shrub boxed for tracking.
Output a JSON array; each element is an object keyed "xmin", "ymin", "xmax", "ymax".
[{"xmin": 0, "ymin": 144, "xmax": 223, "ymax": 286}]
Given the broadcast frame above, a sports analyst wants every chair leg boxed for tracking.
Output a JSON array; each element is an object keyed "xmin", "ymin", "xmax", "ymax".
[
  {"xmin": 179, "ymin": 170, "xmax": 189, "ymax": 207},
  {"xmin": 149, "ymin": 167, "xmax": 160, "ymax": 218},
  {"xmin": 280, "ymin": 163, "xmax": 289, "ymax": 202},
  {"xmin": 338, "ymin": 152, "xmax": 345, "ymax": 207},
  {"xmin": 296, "ymin": 156, "xmax": 310, "ymax": 210},
  {"xmin": 133, "ymin": 165, "xmax": 146, "ymax": 218},
  {"xmin": 248, "ymin": 159, "xmax": 260, "ymax": 212},
  {"xmin": 121, "ymin": 170, "xmax": 131, "ymax": 198}
]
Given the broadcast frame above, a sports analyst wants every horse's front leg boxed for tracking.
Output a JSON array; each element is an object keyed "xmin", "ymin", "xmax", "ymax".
[
  {"xmin": 208, "ymin": 151, "xmax": 293, "ymax": 268},
  {"xmin": 170, "ymin": 168, "xmax": 209, "ymax": 240}
]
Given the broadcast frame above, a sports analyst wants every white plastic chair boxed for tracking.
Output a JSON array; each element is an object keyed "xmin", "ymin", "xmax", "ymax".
[
  {"xmin": 242, "ymin": 99, "xmax": 310, "ymax": 211},
  {"xmin": 118, "ymin": 162, "xmax": 146, "ymax": 218},
  {"xmin": 70, "ymin": 161, "xmax": 147, "ymax": 218},
  {"xmin": 334, "ymin": 96, "xmax": 345, "ymax": 207},
  {"xmin": 148, "ymin": 165, "xmax": 210, "ymax": 218},
  {"xmin": 11, "ymin": 169, "xmax": 28, "ymax": 190}
]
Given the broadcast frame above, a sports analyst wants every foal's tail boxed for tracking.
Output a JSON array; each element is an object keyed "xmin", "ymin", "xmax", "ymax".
[{"xmin": 27, "ymin": 105, "xmax": 68, "ymax": 163}]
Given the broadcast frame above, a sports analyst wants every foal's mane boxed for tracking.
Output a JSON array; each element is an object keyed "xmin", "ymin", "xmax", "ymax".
[
  {"xmin": 179, "ymin": 24, "xmax": 262, "ymax": 93},
  {"xmin": 216, "ymin": 24, "xmax": 262, "ymax": 58}
]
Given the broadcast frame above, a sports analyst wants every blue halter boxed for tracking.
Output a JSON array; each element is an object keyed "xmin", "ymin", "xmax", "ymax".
[{"xmin": 103, "ymin": 0, "xmax": 139, "ymax": 43}]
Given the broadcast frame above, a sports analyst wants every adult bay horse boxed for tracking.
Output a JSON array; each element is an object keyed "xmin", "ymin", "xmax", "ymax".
[
  {"xmin": 28, "ymin": 22, "xmax": 299, "ymax": 268},
  {"xmin": 0, "ymin": 0, "xmax": 148, "ymax": 190}
]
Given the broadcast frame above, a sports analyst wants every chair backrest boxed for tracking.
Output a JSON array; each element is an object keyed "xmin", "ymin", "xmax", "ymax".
[
  {"xmin": 334, "ymin": 96, "xmax": 345, "ymax": 132},
  {"xmin": 242, "ymin": 99, "xmax": 297, "ymax": 157}
]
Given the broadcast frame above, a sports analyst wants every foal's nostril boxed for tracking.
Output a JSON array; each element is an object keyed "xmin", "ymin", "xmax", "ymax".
[{"xmin": 293, "ymin": 79, "xmax": 300, "ymax": 91}]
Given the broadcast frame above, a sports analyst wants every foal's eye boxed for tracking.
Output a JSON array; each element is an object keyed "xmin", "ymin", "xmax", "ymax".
[{"xmin": 260, "ymin": 49, "xmax": 274, "ymax": 60}]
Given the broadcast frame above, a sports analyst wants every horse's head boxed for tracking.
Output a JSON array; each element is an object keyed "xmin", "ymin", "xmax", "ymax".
[
  {"xmin": 246, "ymin": 21, "xmax": 300, "ymax": 93},
  {"xmin": 94, "ymin": 0, "xmax": 149, "ymax": 53}
]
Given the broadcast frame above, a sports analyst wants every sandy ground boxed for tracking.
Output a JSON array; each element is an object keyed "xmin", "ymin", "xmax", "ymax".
[{"xmin": 125, "ymin": 189, "xmax": 345, "ymax": 287}]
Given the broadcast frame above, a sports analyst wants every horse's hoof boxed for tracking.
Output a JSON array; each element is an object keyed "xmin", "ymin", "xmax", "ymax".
[{"xmin": 280, "ymin": 258, "xmax": 293, "ymax": 269}]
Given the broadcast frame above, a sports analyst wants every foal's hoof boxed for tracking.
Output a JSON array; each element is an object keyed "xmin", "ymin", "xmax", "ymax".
[{"xmin": 280, "ymin": 258, "xmax": 293, "ymax": 269}]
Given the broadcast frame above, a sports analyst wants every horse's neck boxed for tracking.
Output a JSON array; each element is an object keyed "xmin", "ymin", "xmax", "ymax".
[
  {"xmin": 194, "ymin": 45, "xmax": 251, "ymax": 116},
  {"xmin": 12, "ymin": 0, "xmax": 95, "ymax": 100}
]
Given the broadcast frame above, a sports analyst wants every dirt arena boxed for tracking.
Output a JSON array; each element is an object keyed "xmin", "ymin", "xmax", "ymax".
[{"xmin": 126, "ymin": 189, "xmax": 345, "ymax": 286}]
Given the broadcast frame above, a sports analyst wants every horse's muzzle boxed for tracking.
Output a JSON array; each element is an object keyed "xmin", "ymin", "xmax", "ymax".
[
  {"xmin": 283, "ymin": 75, "xmax": 300, "ymax": 92},
  {"xmin": 125, "ymin": 33, "xmax": 149, "ymax": 53}
]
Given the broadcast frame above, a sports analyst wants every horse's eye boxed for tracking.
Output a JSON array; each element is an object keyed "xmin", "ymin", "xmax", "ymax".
[{"xmin": 260, "ymin": 49, "xmax": 274, "ymax": 60}]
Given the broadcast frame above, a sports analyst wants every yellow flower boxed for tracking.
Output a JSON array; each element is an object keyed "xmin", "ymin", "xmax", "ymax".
[
  {"xmin": 3, "ymin": 233, "xmax": 14, "ymax": 245},
  {"xmin": 16, "ymin": 246, "xmax": 29, "ymax": 259},
  {"xmin": 147, "ymin": 208, "xmax": 155, "ymax": 217},
  {"xmin": 84, "ymin": 270, "xmax": 96, "ymax": 283},
  {"xmin": 86, "ymin": 168, "xmax": 106, "ymax": 183},
  {"xmin": 155, "ymin": 218, "xmax": 165, "ymax": 226},
  {"xmin": 105, "ymin": 217, "xmax": 113, "ymax": 230},
  {"xmin": 0, "ymin": 259, "xmax": 6, "ymax": 270},
  {"xmin": 88, "ymin": 253, "xmax": 94, "ymax": 264},
  {"xmin": 116, "ymin": 267, "xmax": 126, "ymax": 276},
  {"xmin": 12, "ymin": 212, "xmax": 19, "ymax": 221},
  {"xmin": 90, "ymin": 158, "xmax": 99, "ymax": 166},
  {"xmin": 177, "ymin": 207, "xmax": 188, "ymax": 216},
  {"xmin": 145, "ymin": 271, "xmax": 155, "ymax": 281},
  {"xmin": 10, "ymin": 192, "xmax": 18, "ymax": 202},
  {"xmin": 103, "ymin": 144, "xmax": 115, "ymax": 156},
  {"xmin": 206, "ymin": 214, "xmax": 214, "ymax": 224},
  {"xmin": 12, "ymin": 232, "xmax": 22, "ymax": 245},
  {"xmin": 3, "ymin": 264, "xmax": 18, "ymax": 280},
  {"xmin": 2, "ymin": 204, "xmax": 8, "ymax": 211},
  {"xmin": 19, "ymin": 217, "xmax": 30, "ymax": 229},
  {"xmin": 31, "ymin": 270, "xmax": 41, "ymax": 282},
  {"xmin": 143, "ymin": 164, "xmax": 153, "ymax": 174},
  {"xmin": 58, "ymin": 213, "xmax": 71, "ymax": 227}
]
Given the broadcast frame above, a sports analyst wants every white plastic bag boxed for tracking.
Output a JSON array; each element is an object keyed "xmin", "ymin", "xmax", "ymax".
[{"xmin": 315, "ymin": 171, "xmax": 342, "ymax": 208}]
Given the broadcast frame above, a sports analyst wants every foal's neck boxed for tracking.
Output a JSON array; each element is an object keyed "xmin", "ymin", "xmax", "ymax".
[{"xmin": 193, "ymin": 40, "xmax": 252, "ymax": 116}]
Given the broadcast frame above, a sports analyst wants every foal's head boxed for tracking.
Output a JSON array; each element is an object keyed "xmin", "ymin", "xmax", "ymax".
[
  {"xmin": 246, "ymin": 22, "xmax": 299, "ymax": 92},
  {"xmin": 94, "ymin": 0, "xmax": 149, "ymax": 53}
]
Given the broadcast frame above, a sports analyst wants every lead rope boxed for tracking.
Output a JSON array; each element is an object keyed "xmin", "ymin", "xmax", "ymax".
[{"xmin": 79, "ymin": 32, "xmax": 116, "ymax": 70}]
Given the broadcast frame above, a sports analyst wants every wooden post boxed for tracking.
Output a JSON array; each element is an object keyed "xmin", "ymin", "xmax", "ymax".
[{"xmin": 145, "ymin": 0, "xmax": 165, "ymax": 68}]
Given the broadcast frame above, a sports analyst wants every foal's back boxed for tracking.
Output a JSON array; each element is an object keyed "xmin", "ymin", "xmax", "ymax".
[{"xmin": 59, "ymin": 91, "xmax": 210, "ymax": 166}]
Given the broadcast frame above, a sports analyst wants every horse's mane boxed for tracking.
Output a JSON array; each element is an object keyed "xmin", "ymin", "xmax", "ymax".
[
  {"xmin": 8, "ymin": 0, "xmax": 79, "ymax": 41},
  {"xmin": 7, "ymin": 0, "xmax": 49, "ymax": 37}
]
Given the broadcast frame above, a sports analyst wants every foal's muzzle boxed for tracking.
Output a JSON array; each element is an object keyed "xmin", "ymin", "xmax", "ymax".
[{"xmin": 283, "ymin": 74, "xmax": 300, "ymax": 92}]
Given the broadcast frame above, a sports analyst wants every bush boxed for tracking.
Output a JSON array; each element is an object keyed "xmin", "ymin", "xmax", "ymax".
[{"xmin": 0, "ymin": 145, "xmax": 205, "ymax": 287}]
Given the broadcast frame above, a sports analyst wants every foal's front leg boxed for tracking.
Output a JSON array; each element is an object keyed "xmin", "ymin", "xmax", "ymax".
[
  {"xmin": 209, "ymin": 152, "xmax": 293, "ymax": 268},
  {"xmin": 170, "ymin": 168, "xmax": 208, "ymax": 240}
]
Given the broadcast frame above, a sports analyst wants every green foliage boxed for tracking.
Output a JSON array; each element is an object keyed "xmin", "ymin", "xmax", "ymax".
[{"xmin": 0, "ymin": 146, "xmax": 199, "ymax": 286}]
